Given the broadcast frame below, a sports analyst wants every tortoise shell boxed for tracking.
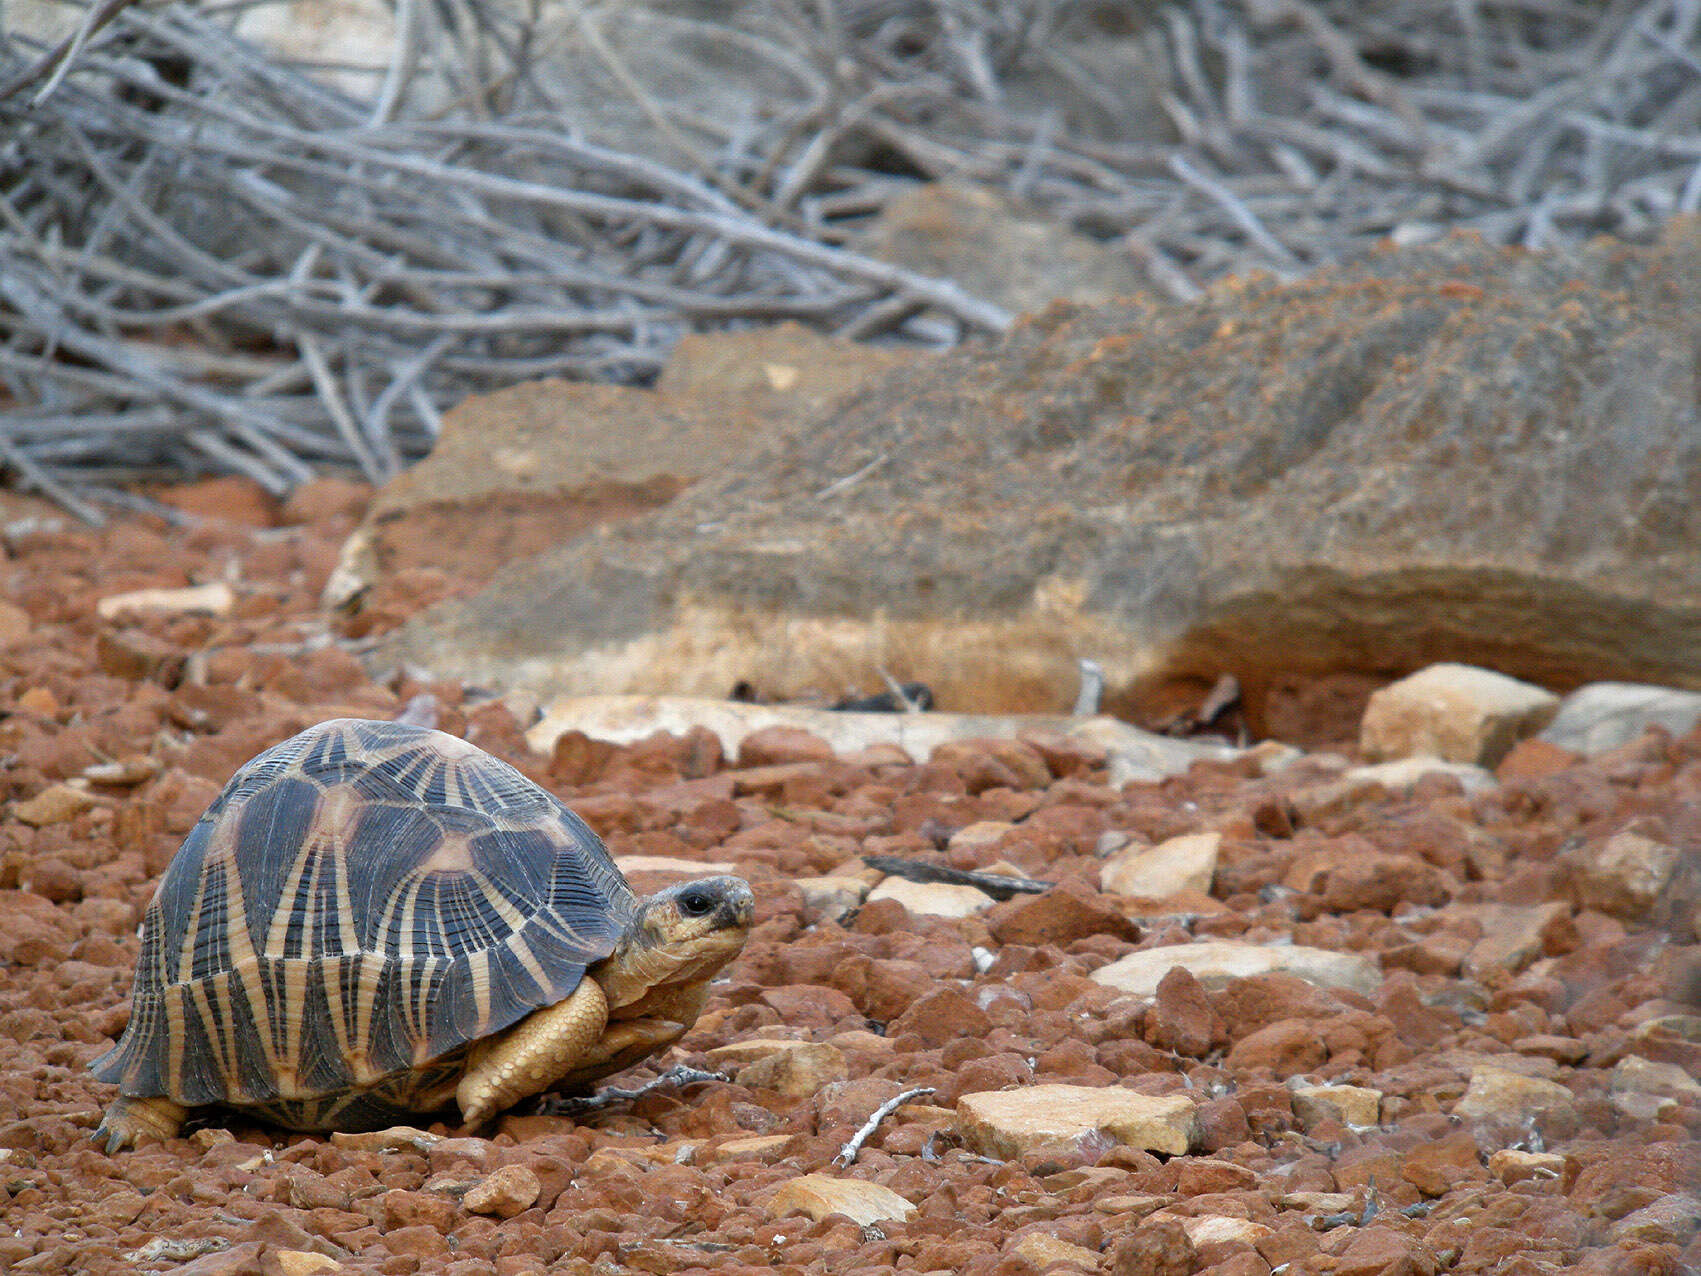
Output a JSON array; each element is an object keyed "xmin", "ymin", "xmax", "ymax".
[{"xmin": 91, "ymin": 718, "xmax": 635, "ymax": 1130}]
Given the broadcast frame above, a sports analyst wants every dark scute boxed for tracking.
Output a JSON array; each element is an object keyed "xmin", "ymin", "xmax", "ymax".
[
  {"xmin": 344, "ymin": 801, "xmax": 454, "ymax": 952},
  {"xmin": 469, "ymin": 827, "xmax": 551, "ymax": 901},
  {"xmin": 431, "ymin": 870, "xmax": 523, "ymax": 956},
  {"xmin": 302, "ymin": 723, "xmax": 352, "ymax": 773},
  {"xmin": 187, "ymin": 859, "xmax": 233, "ymax": 978},
  {"xmin": 227, "ymin": 974, "xmax": 278, "ymax": 1102},
  {"xmin": 89, "ymin": 993, "xmax": 165, "ymax": 1092},
  {"xmin": 458, "ymin": 758, "xmax": 549, "ymax": 812},
  {"xmin": 233, "ymin": 775, "xmax": 323, "ymax": 952},
  {"xmin": 363, "ymin": 959, "xmax": 416, "ymax": 1078},
  {"xmin": 295, "ymin": 958, "xmax": 357, "ymax": 1092},
  {"xmin": 371, "ymin": 743, "xmax": 439, "ymax": 799},
  {"xmin": 486, "ymin": 940, "xmax": 552, "ymax": 1012},
  {"xmin": 423, "ymin": 952, "xmax": 487, "ymax": 1057},
  {"xmin": 149, "ymin": 817, "xmax": 217, "ymax": 975},
  {"xmin": 173, "ymin": 987, "xmax": 231, "ymax": 1105}
]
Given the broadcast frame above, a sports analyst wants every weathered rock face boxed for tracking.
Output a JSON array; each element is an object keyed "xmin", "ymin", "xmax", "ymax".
[
  {"xmin": 328, "ymin": 324, "xmax": 918, "ymax": 630},
  {"xmin": 376, "ymin": 223, "xmax": 1701, "ymax": 726}
]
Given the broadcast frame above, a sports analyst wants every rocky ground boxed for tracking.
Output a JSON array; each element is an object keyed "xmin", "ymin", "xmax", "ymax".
[{"xmin": 1, "ymin": 479, "xmax": 1698, "ymax": 1276}]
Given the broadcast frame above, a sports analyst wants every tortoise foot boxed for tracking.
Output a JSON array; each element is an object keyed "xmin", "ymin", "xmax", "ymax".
[{"xmin": 96, "ymin": 1096, "xmax": 188, "ymax": 1153}]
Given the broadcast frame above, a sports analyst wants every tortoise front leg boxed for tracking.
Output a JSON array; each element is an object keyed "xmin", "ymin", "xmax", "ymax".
[
  {"xmin": 96, "ymin": 1095, "xmax": 188, "ymax": 1153},
  {"xmin": 457, "ymin": 977, "xmax": 609, "ymax": 1127}
]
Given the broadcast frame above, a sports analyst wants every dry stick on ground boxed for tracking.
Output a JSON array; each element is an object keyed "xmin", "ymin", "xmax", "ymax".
[{"xmin": 832, "ymin": 1087, "xmax": 937, "ymax": 1169}]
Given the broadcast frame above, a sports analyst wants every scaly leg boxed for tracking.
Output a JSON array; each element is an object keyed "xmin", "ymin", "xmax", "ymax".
[
  {"xmin": 96, "ymin": 1095, "xmax": 188, "ymax": 1153},
  {"xmin": 457, "ymin": 977, "xmax": 608, "ymax": 1127}
]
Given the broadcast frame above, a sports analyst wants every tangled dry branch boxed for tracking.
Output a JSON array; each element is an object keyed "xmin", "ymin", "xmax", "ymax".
[{"xmin": 1, "ymin": 0, "xmax": 1698, "ymax": 517}]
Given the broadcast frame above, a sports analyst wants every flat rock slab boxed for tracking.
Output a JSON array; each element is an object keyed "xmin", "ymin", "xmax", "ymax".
[
  {"xmin": 376, "ymin": 226, "xmax": 1701, "ymax": 722},
  {"xmin": 956, "ymin": 1084, "xmax": 1198, "ymax": 1158},
  {"xmin": 1090, "ymin": 940, "xmax": 1382, "ymax": 998},
  {"xmin": 766, "ymin": 1175, "xmax": 916, "ymax": 1226}
]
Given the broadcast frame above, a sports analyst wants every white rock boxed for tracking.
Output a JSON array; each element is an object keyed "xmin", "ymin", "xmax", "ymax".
[
  {"xmin": 96, "ymin": 582, "xmax": 235, "ymax": 619},
  {"xmin": 1100, "ymin": 832, "xmax": 1219, "ymax": 899},
  {"xmin": 956, "ymin": 1084, "xmax": 1197, "ymax": 1159},
  {"xmin": 1542, "ymin": 682, "xmax": 1701, "ymax": 755},
  {"xmin": 1452, "ymin": 1066, "xmax": 1577, "ymax": 1124},
  {"xmin": 867, "ymin": 876, "xmax": 995, "ymax": 917},
  {"xmin": 1089, "ymin": 940, "xmax": 1381, "ymax": 999},
  {"xmin": 766, "ymin": 1174, "xmax": 915, "ymax": 1226},
  {"xmin": 1360, "ymin": 663, "xmax": 1559, "ymax": 767}
]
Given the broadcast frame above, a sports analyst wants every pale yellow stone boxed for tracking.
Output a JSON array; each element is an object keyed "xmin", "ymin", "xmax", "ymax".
[
  {"xmin": 1100, "ymin": 832, "xmax": 1219, "ymax": 899},
  {"xmin": 1453, "ymin": 1067, "xmax": 1577, "ymax": 1123},
  {"xmin": 701, "ymin": 1135, "xmax": 792, "ymax": 1163},
  {"xmin": 329, "ymin": 1126, "xmax": 441, "ymax": 1152},
  {"xmin": 272, "ymin": 1252, "xmax": 343, "ymax": 1276},
  {"xmin": 1011, "ymin": 1232, "xmax": 1099, "ymax": 1271},
  {"xmin": 96, "ymin": 581, "xmax": 235, "ymax": 619},
  {"xmin": 1090, "ymin": 940, "xmax": 1380, "ymax": 998},
  {"xmin": 956, "ymin": 1085, "xmax": 1197, "ymax": 1159},
  {"xmin": 1488, "ymin": 1149, "xmax": 1566, "ymax": 1184},
  {"xmin": 13, "ymin": 783, "xmax": 97, "ymax": 828},
  {"xmin": 703, "ymin": 1037, "xmax": 813, "ymax": 1066},
  {"xmin": 866, "ymin": 876, "xmax": 994, "ymax": 917},
  {"xmin": 767, "ymin": 1174, "xmax": 916, "ymax": 1226},
  {"xmin": 734, "ymin": 1042, "xmax": 849, "ymax": 1097},
  {"xmin": 463, "ymin": 1164, "xmax": 541, "ymax": 1218},
  {"xmin": 1180, "ymin": 1215, "xmax": 1273, "ymax": 1246},
  {"xmin": 1457, "ymin": 902, "xmax": 1570, "ymax": 977},
  {"xmin": 1290, "ymin": 1084, "xmax": 1382, "ymax": 1130},
  {"xmin": 948, "ymin": 821, "xmax": 1019, "ymax": 850},
  {"xmin": 1360, "ymin": 663, "xmax": 1558, "ymax": 766},
  {"xmin": 1093, "ymin": 1193, "xmax": 1172, "ymax": 1217}
]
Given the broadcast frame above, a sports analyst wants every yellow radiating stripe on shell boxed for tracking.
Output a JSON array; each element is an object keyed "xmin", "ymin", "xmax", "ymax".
[
  {"xmin": 464, "ymin": 945, "xmax": 493, "ymax": 1044},
  {"xmin": 162, "ymin": 981, "xmax": 189, "ymax": 1100},
  {"xmin": 181, "ymin": 974, "xmax": 238, "ymax": 1099}
]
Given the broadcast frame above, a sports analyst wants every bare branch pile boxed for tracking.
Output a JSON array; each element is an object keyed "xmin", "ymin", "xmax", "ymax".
[{"xmin": 1, "ymin": 0, "xmax": 1698, "ymax": 517}]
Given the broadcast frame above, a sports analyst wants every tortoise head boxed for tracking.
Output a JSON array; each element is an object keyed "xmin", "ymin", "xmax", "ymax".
[{"xmin": 596, "ymin": 875, "xmax": 754, "ymax": 1010}]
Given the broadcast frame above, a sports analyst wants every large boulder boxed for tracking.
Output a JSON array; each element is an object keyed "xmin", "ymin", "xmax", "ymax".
[
  {"xmin": 329, "ymin": 324, "xmax": 918, "ymax": 631},
  {"xmin": 374, "ymin": 222, "xmax": 1701, "ymax": 725}
]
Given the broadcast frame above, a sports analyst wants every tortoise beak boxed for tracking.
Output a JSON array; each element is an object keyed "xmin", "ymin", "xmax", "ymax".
[{"xmin": 701, "ymin": 876, "xmax": 754, "ymax": 931}]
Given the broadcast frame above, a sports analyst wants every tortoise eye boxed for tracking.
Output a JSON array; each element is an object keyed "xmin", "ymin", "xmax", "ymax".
[{"xmin": 678, "ymin": 889, "xmax": 715, "ymax": 918}]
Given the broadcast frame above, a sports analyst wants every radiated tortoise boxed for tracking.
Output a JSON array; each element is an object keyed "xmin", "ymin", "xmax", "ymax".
[{"xmin": 91, "ymin": 718, "xmax": 753, "ymax": 1150}]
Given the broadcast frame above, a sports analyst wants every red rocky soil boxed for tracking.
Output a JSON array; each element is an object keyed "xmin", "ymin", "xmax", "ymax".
[{"xmin": 1, "ymin": 478, "xmax": 1698, "ymax": 1275}]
